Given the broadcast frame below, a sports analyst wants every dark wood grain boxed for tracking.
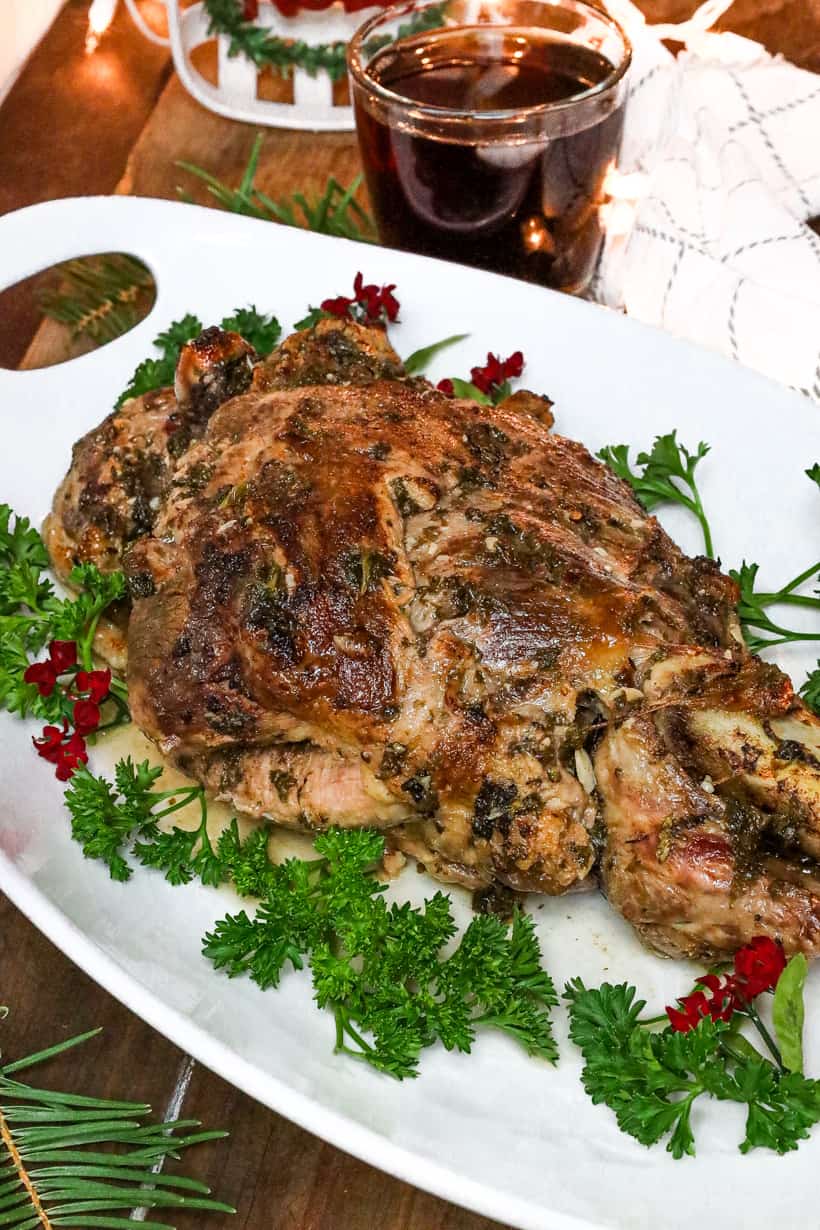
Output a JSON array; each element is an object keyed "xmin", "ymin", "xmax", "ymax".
[
  {"xmin": 0, "ymin": 898, "xmax": 508, "ymax": 1230},
  {"xmin": 0, "ymin": 2, "xmax": 818, "ymax": 1227},
  {"xmin": 0, "ymin": 892, "xmax": 201, "ymax": 1165}
]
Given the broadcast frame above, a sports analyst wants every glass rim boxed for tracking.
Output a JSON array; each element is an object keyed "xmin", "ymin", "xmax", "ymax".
[{"xmin": 347, "ymin": 0, "xmax": 633, "ymax": 128}]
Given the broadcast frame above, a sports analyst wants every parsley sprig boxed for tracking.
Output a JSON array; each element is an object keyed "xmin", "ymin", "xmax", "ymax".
[
  {"xmin": 63, "ymin": 756, "xmax": 557, "ymax": 1079},
  {"xmin": 597, "ymin": 432, "xmax": 714, "ymax": 558},
  {"xmin": 730, "ymin": 560, "xmax": 820, "ymax": 654},
  {"xmin": 0, "ymin": 507, "xmax": 127, "ymax": 721},
  {"xmin": 65, "ymin": 758, "xmax": 218, "ymax": 884},
  {"xmin": 566, "ymin": 976, "xmax": 820, "ymax": 1157},
  {"xmin": 801, "ymin": 663, "xmax": 820, "ymax": 714},
  {"xmin": 205, "ymin": 828, "xmax": 557, "ymax": 1078},
  {"xmin": 597, "ymin": 437, "xmax": 820, "ymax": 701}
]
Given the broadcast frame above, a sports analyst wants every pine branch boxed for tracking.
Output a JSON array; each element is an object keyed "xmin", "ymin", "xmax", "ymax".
[
  {"xmin": 38, "ymin": 256, "xmax": 155, "ymax": 346},
  {"xmin": 0, "ymin": 1025, "xmax": 233, "ymax": 1228},
  {"xmin": 177, "ymin": 134, "xmax": 377, "ymax": 242}
]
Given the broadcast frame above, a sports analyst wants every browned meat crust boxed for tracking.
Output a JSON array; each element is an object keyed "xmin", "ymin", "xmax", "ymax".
[{"xmin": 47, "ymin": 316, "xmax": 820, "ymax": 959}]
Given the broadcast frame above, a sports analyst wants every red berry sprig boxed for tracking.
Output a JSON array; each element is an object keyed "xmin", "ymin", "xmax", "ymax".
[
  {"xmin": 437, "ymin": 350, "xmax": 525, "ymax": 403},
  {"xmin": 321, "ymin": 272, "xmax": 399, "ymax": 327},
  {"xmin": 666, "ymin": 936, "xmax": 788, "ymax": 1033},
  {"xmin": 25, "ymin": 641, "xmax": 112, "ymax": 781}
]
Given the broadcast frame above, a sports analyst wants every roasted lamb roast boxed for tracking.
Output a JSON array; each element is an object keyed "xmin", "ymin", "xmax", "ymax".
[{"xmin": 45, "ymin": 318, "xmax": 820, "ymax": 960}]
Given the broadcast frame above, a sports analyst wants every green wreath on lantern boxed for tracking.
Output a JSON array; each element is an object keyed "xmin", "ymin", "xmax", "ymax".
[{"xmin": 203, "ymin": 0, "xmax": 447, "ymax": 82}]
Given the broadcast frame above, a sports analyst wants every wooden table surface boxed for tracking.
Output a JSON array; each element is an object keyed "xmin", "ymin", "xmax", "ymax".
[{"xmin": 0, "ymin": 1, "xmax": 818, "ymax": 1226}]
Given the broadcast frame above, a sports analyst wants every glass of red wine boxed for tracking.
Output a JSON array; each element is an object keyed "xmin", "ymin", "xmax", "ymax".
[{"xmin": 348, "ymin": 0, "xmax": 631, "ymax": 294}]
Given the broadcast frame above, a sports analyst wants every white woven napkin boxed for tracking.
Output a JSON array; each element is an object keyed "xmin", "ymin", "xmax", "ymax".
[{"xmin": 592, "ymin": 0, "xmax": 820, "ymax": 401}]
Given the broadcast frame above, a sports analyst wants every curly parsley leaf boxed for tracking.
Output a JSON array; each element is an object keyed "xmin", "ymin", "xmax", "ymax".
[
  {"xmin": 0, "ymin": 507, "xmax": 126, "ymax": 718},
  {"xmin": 597, "ymin": 432, "xmax": 714, "ymax": 558},
  {"xmin": 565, "ymin": 979, "xmax": 820, "ymax": 1157},
  {"xmin": 116, "ymin": 306, "xmax": 284, "ymax": 409},
  {"xmin": 293, "ymin": 306, "xmax": 332, "ymax": 332},
  {"xmin": 203, "ymin": 828, "xmax": 556, "ymax": 1079},
  {"xmin": 134, "ymin": 801, "xmax": 225, "ymax": 888},
  {"xmin": 115, "ymin": 313, "xmax": 203, "ymax": 409},
  {"xmin": 801, "ymin": 663, "xmax": 820, "ymax": 715},
  {"xmin": 807, "ymin": 463, "xmax": 820, "ymax": 490},
  {"xmin": 49, "ymin": 564, "xmax": 126, "ymax": 660},
  {"xmin": 0, "ymin": 504, "xmax": 50, "ymax": 573},
  {"xmin": 65, "ymin": 758, "xmax": 166, "ymax": 881},
  {"xmin": 219, "ymin": 306, "xmax": 281, "ymax": 356},
  {"xmin": 0, "ymin": 633, "xmax": 58, "ymax": 720},
  {"xmin": 65, "ymin": 757, "xmax": 206, "ymax": 882},
  {"xmin": 0, "ymin": 505, "xmax": 55, "ymax": 626},
  {"xmin": 64, "ymin": 757, "xmax": 279, "ymax": 888}
]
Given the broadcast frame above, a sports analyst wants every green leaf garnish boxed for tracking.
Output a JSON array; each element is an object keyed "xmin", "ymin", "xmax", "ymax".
[
  {"xmin": 115, "ymin": 305, "xmax": 282, "ymax": 409},
  {"xmin": 0, "ymin": 507, "xmax": 127, "ymax": 720},
  {"xmin": 219, "ymin": 305, "xmax": 281, "ymax": 356},
  {"xmin": 730, "ymin": 559, "xmax": 820, "ymax": 655},
  {"xmin": 801, "ymin": 662, "xmax": 820, "ymax": 715},
  {"xmin": 597, "ymin": 431, "xmax": 714, "ymax": 558},
  {"xmin": 203, "ymin": 833, "xmax": 557, "ymax": 1079},
  {"xmin": 566, "ymin": 978, "xmax": 820, "ymax": 1157},
  {"xmin": 115, "ymin": 312, "xmax": 202, "ymax": 409},
  {"xmin": 403, "ymin": 334, "xmax": 469, "ymax": 376},
  {"xmin": 179, "ymin": 133, "xmax": 377, "ymax": 241},
  {"xmin": 774, "ymin": 953, "xmax": 808, "ymax": 1074},
  {"xmin": 448, "ymin": 377, "xmax": 492, "ymax": 405}
]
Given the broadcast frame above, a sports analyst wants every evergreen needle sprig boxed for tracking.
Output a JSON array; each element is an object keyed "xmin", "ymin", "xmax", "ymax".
[
  {"xmin": 178, "ymin": 134, "xmax": 377, "ymax": 242},
  {"xmin": 39, "ymin": 255, "xmax": 155, "ymax": 346},
  {"xmin": 0, "ymin": 1024, "xmax": 232, "ymax": 1228},
  {"xmin": 202, "ymin": 0, "xmax": 447, "ymax": 82}
]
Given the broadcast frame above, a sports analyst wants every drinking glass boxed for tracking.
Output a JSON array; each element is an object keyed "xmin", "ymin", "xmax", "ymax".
[{"xmin": 348, "ymin": 0, "xmax": 631, "ymax": 294}]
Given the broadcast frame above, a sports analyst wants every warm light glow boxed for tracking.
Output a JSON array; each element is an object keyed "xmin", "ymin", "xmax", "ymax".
[
  {"xmin": 602, "ymin": 165, "xmax": 650, "ymax": 202},
  {"xmin": 599, "ymin": 164, "xmax": 650, "ymax": 240},
  {"xmin": 86, "ymin": 0, "xmax": 119, "ymax": 54},
  {"xmin": 521, "ymin": 215, "xmax": 553, "ymax": 254},
  {"xmin": 599, "ymin": 198, "xmax": 635, "ymax": 240}
]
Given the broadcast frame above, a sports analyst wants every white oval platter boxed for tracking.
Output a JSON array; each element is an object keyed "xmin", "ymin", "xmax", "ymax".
[{"xmin": 0, "ymin": 196, "xmax": 818, "ymax": 1230}]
